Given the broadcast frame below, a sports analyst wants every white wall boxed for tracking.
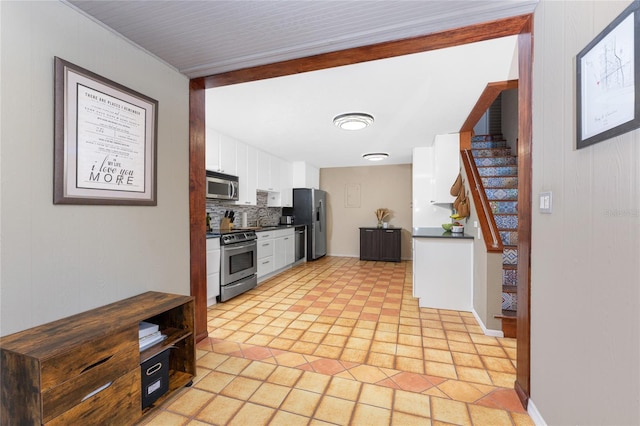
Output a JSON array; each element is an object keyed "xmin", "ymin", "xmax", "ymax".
[
  {"xmin": 501, "ymin": 88, "xmax": 518, "ymax": 154},
  {"xmin": 459, "ymin": 161, "xmax": 502, "ymax": 333},
  {"xmin": 0, "ymin": 1, "xmax": 190, "ymax": 336},
  {"xmin": 531, "ymin": 1, "xmax": 640, "ymax": 424}
]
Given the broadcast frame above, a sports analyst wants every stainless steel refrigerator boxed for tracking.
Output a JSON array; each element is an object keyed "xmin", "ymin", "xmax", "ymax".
[{"xmin": 292, "ymin": 188, "xmax": 327, "ymax": 261}]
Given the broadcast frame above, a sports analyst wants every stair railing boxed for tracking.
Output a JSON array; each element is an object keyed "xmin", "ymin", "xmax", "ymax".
[{"xmin": 461, "ymin": 149, "xmax": 503, "ymax": 253}]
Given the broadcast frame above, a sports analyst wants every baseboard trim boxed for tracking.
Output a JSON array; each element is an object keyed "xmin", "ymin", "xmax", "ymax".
[
  {"xmin": 472, "ymin": 309, "xmax": 504, "ymax": 337},
  {"xmin": 527, "ymin": 399, "xmax": 547, "ymax": 426}
]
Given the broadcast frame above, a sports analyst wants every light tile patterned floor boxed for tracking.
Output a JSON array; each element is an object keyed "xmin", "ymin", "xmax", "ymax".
[{"xmin": 140, "ymin": 256, "xmax": 533, "ymax": 425}]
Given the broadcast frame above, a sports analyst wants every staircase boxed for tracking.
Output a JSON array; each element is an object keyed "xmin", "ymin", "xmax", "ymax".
[{"xmin": 470, "ymin": 135, "xmax": 518, "ymax": 338}]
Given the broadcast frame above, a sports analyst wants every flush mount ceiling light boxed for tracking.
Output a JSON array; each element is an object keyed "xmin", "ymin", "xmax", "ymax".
[
  {"xmin": 333, "ymin": 112, "xmax": 374, "ymax": 130},
  {"xmin": 362, "ymin": 152, "xmax": 389, "ymax": 162}
]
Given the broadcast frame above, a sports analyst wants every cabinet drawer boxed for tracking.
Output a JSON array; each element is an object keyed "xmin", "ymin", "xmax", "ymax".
[
  {"xmin": 257, "ymin": 240, "xmax": 274, "ymax": 259},
  {"xmin": 257, "ymin": 231, "xmax": 273, "ymax": 240},
  {"xmin": 40, "ymin": 327, "xmax": 138, "ymax": 391},
  {"xmin": 45, "ymin": 368, "xmax": 141, "ymax": 426},
  {"xmin": 42, "ymin": 336, "xmax": 138, "ymax": 422},
  {"xmin": 271, "ymin": 228, "xmax": 293, "ymax": 238},
  {"xmin": 257, "ymin": 256, "xmax": 274, "ymax": 277}
]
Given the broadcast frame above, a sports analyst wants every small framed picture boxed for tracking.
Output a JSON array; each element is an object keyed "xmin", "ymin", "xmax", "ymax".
[
  {"xmin": 576, "ymin": 1, "xmax": 640, "ymax": 149},
  {"xmin": 54, "ymin": 57, "xmax": 158, "ymax": 205}
]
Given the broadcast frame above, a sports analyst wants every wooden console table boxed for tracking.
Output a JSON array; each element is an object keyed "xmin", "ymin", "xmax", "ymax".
[{"xmin": 0, "ymin": 291, "xmax": 195, "ymax": 424}]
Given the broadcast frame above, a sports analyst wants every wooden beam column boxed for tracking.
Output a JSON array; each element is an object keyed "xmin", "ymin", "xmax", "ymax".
[{"xmin": 189, "ymin": 78, "xmax": 208, "ymax": 342}]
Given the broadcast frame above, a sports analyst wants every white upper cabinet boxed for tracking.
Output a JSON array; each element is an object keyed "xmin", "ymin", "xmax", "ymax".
[
  {"xmin": 433, "ymin": 134, "xmax": 460, "ymax": 203},
  {"xmin": 292, "ymin": 161, "xmax": 320, "ymax": 189},
  {"xmin": 207, "ymin": 128, "xmax": 294, "ymax": 206},
  {"xmin": 412, "ymin": 140, "xmax": 459, "ymax": 228},
  {"xmin": 269, "ymin": 156, "xmax": 283, "ymax": 193},
  {"xmin": 206, "ymin": 128, "xmax": 237, "ymax": 175},
  {"xmin": 256, "ymin": 150, "xmax": 284, "ymax": 193},
  {"xmin": 233, "ymin": 143, "xmax": 257, "ymax": 206},
  {"xmin": 280, "ymin": 160, "xmax": 293, "ymax": 207},
  {"xmin": 205, "ymin": 127, "xmax": 221, "ymax": 172},
  {"xmin": 256, "ymin": 150, "xmax": 272, "ymax": 191},
  {"xmin": 219, "ymin": 134, "xmax": 237, "ymax": 176}
]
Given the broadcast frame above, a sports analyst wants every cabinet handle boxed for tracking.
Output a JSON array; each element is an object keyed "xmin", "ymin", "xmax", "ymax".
[
  {"xmin": 146, "ymin": 362, "xmax": 163, "ymax": 376},
  {"xmin": 365, "ymin": 230, "xmax": 374, "ymax": 232},
  {"xmin": 81, "ymin": 381, "xmax": 113, "ymax": 401},
  {"xmin": 262, "ymin": 260, "xmax": 270, "ymax": 265},
  {"xmin": 385, "ymin": 230, "xmax": 394, "ymax": 233},
  {"xmin": 81, "ymin": 355, "xmax": 113, "ymax": 373}
]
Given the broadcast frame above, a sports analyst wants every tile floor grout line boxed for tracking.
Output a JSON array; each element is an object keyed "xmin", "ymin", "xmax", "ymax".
[{"xmin": 174, "ymin": 257, "xmax": 531, "ymax": 426}]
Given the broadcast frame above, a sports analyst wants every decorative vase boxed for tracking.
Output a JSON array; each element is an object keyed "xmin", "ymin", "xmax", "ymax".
[{"xmin": 377, "ymin": 220, "xmax": 383, "ymax": 228}]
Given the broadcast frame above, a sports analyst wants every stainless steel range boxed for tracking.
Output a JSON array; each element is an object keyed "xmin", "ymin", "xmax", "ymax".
[{"xmin": 219, "ymin": 230, "xmax": 257, "ymax": 302}]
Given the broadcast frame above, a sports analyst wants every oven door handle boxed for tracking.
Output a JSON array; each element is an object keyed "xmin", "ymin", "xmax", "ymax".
[{"xmin": 223, "ymin": 242, "xmax": 256, "ymax": 253}]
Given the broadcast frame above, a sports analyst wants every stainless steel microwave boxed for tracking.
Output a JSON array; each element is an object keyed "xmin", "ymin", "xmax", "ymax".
[{"xmin": 206, "ymin": 171, "xmax": 239, "ymax": 201}]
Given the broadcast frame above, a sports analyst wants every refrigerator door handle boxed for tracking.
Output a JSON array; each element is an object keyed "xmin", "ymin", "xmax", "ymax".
[{"xmin": 318, "ymin": 200, "xmax": 323, "ymax": 232}]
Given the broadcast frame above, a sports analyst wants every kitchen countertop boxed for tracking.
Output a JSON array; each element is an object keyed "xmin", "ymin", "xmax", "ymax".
[
  {"xmin": 412, "ymin": 227, "xmax": 474, "ymax": 240},
  {"xmin": 206, "ymin": 224, "xmax": 302, "ymax": 238}
]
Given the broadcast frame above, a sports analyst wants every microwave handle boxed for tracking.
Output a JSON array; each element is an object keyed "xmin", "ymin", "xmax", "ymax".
[{"xmin": 230, "ymin": 182, "xmax": 238, "ymax": 199}]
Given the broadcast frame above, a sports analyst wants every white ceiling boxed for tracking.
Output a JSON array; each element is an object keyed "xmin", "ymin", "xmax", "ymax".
[
  {"xmin": 206, "ymin": 36, "xmax": 519, "ymax": 168},
  {"xmin": 66, "ymin": 0, "xmax": 537, "ymax": 169}
]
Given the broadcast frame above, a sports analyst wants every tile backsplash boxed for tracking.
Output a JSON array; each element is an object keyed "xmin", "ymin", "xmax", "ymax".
[{"xmin": 206, "ymin": 191, "xmax": 281, "ymax": 229}]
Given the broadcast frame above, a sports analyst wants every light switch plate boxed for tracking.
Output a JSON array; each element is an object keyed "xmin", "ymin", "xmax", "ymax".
[{"xmin": 539, "ymin": 191, "xmax": 552, "ymax": 213}]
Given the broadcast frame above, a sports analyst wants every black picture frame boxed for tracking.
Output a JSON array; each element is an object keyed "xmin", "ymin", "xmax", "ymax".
[
  {"xmin": 576, "ymin": 0, "xmax": 640, "ymax": 149},
  {"xmin": 54, "ymin": 57, "xmax": 158, "ymax": 205}
]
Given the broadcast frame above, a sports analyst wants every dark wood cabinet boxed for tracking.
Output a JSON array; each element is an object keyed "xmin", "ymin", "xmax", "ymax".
[
  {"xmin": 360, "ymin": 227, "xmax": 401, "ymax": 262},
  {"xmin": 0, "ymin": 292, "xmax": 195, "ymax": 425}
]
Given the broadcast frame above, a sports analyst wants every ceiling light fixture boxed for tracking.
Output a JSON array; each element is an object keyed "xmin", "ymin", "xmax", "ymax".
[
  {"xmin": 362, "ymin": 152, "xmax": 389, "ymax": 162},
  {"xmin": 333, "ymin": 112, "xmax": 374, "ymax": 130}
]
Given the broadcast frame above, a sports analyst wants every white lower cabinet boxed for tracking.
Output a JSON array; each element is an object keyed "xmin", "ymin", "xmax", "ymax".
[
  {"xmin": 206, "ymin": 238, "xmax": 221, "ymax": 305},
  {"xmin": 257, "ymin": 228, "xmax": 295, "ymax": 282},
  {"xmin": 257, "ymin": 231, "xmax": 275, "ymax": 280},
  {"xmin": 412, "ymin": 237, "xmax": 473, "ymax": 311},
  {"xmin": 274, "ymin": 229, "xmax": 295, "ymax": 270}
]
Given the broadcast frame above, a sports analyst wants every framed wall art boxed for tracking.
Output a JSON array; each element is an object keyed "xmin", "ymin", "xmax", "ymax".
[
  {"xmin": 576, "ymin": 0, "xmax": 640, "ymax": 149},
  {"xmin": 54, "ymin": 57, "xmax": 158, "ymax": 205}
]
